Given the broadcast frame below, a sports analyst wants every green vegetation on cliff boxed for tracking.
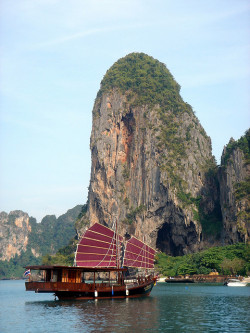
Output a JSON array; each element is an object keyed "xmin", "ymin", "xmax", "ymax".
[
  {"xmin": 0, "ymin": 249, "xmax": 41, "ymax": 279},
  {"xmin": 221, "ymin": 129, "xmax": 250, "ymax": 228},
  {"xmin": 42, "ymin": 239, "xmax": 76, "ymax": 266},
  {"xmin": 98, "ymin": 54, "xmax": 209, "ymax": 176},
  {"xmin": 74, "ymin": 203, "xmax": 89, "ymax": 235},
  {"xmin": 98, "ymin": 53, "xmax": 196, "ymax": 162},
  {"xmin": 98, "ymin": 53, "xmax": 196, "ymax": 161},
  {"xmin": 228, "ymin": 130, "xmax": 250, "ymax": 208},
  {"xmin": 0, "ymin": 205, "xmax": 82, "ymax": 279},
  {"xmin": 42, "ymin": 204, "xmax": 90, "ymax": 266},
  {"xmin": 99, "ymin": 52, "xmax": 183, "ymax": 110},
  {"xmin": 234, "ymin": 178, "xmax": 250, "ymax": 201},
  {"xmin": 222, "ymin": 129, "xmax": 250, "ymax": 166},
  {"xmin": 97, "ymin": 52, "xmax": 220, "ymax": 238},
  {"xmin": 156, "ymin": 243, "xmax": 250, "ymax": 276},
  {"xmin": 28, "ymin": 205, "xmax": 82, "ymax": 257}
]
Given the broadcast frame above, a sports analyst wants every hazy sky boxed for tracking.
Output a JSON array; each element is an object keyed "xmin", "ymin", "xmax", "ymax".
[{"xmin": 1, "ymin": 0, "xmax": 249, "ymax": 222}]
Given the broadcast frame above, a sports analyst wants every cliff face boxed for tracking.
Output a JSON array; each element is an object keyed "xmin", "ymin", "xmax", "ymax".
[
  {"xmin": 0, "ymin": 211, "xmax": 31, "ymax": 261},
  {"xmin": 0, "ymin": 205, "xmax": 82, "ymax": 263},
  {"xmin": 86, "ymin": 53, "xmax": 220, "ymax": 255},
  {"xmin": 218, "ymin": 131, "xmax": 250, "ymax": 243}
]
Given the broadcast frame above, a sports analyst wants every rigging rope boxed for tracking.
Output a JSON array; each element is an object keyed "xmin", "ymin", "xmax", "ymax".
[{"xmin": 95, "ymin": 228, "xmax": 118, "ymax": 268}]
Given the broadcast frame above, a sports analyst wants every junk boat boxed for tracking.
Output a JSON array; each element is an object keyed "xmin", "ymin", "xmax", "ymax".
[{"xmin": 25, "ymin": 223, "xmax": 157, "ymax": 299}]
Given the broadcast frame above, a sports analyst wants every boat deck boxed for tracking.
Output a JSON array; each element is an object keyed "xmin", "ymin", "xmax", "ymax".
[{"xmin": 25, "ymin": 277, "xmax": 156, "ymax": 299}]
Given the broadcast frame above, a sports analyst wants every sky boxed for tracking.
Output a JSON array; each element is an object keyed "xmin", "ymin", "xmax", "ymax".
[{"xmin": 0, "ymin": 0, "xmax": 249, "ymax": 222}]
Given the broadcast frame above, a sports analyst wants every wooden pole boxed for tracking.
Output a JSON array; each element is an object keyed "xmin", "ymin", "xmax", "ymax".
[{"xmin": 115, "ymin": 219, "xmax": 120, "ymax": 284}]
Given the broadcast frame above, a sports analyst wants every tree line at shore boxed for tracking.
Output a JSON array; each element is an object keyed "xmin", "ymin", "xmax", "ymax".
[
  {"xmin": 1, "ymin": 241, "xmax": 249, "ymax": 279},
  {"xmin": 155, "ymin": 243, "xmax": 250, "ymax": 277}
]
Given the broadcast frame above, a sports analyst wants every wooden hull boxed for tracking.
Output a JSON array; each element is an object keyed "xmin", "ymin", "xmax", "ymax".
[{"xmin": 25, "ymin": 279, "xmax": 156, "ymax": 300}]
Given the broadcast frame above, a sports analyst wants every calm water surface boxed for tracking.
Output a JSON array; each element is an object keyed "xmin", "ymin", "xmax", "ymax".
[{"xmin": 0, "ymin": 280, "xmax": 249, "ymax": 332}]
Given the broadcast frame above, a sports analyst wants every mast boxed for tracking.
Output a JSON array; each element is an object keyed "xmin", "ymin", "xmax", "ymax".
[
  {"xmin": 116, "ymin": 218, "xmax": 120, "ymax": 269},
  {"xmin": 143, "ymin": 236, "xmax": 147, "ymax": 275},
  {"xmin": 74, "ymin": 244, "xmax": 78, "ymax": 267},
  {"xmin": 115, "ymin": 218, "xmax": 122, "ymax": 284}
]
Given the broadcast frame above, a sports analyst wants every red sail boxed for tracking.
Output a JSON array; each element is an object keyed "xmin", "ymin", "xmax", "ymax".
[
  {"xmin": 123, "ymin": 237, "xmax": 155, "ymax": 269},
  {"xmin": 75, "ymin": 223, "xmax": 123, "ymax": 267}
]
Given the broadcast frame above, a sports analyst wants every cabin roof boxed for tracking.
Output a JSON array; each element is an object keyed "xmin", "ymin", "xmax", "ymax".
[{"xmin": 25, "ymin": 265, "xmax": 128, "ymax": 272}]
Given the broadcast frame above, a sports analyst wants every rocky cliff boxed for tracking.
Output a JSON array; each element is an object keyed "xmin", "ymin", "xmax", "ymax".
[
  {"xmin": 219, "ymin": 130, "xmax": 250, "ymax": 243},
  {"xmin": 0, "ymin": 205, "xmax": 82, "ymax": 278},
  {"xmin": 0, "ymin": 211, "xmax": 31, "ymax": 261},
  {"xmin": 82, "ymin": 53, "xmax": 221, "ymax": 255}
]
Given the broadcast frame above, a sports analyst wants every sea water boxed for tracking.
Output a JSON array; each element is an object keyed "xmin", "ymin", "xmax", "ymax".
[{"xmin": 0, "ymin": 280, "xmax": 249, "ymax": 332}]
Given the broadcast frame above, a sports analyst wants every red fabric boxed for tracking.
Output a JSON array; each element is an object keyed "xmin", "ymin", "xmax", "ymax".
[
  {"xmin": 75, "ymin": 223, "xmax": 122, "ymax": 268},
  {"xmin": 76, "ymin": 260, "xmax": 117, "ymax": 267},
  {"xmin": 75, "ymin": 224, "xmax": 155, "ymax": 269},
  {"xmin": 78, "ymin": 237, "xmax": 117, "ymax": 249},
  {"xmin": 77, "ymin": 246, "xmax": 116, "ymax": 255},
  {"xmin": 76, "ymin": 253, "xmax": 115, "ymax": 261},
  {"xmin": 123, "ymin": 259, "xmax": 153, "ymax": 269},
  {"xmin": 123, "ymin": 237, "xmax": 155, "ymax": 269}
]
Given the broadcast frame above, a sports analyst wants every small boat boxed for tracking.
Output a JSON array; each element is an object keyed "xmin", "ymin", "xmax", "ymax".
[
  {"xmin": 157, "ymin": 277, "xmax": 167, "ymax": 283},
  {"xmin": 224, "ymin": 279, "xmax": 248, "ymax": 287},
  {"xmin": 25, "ymin": 222, "xmax": 157, "ymax": 299},
  {"xmin": 165, "ymin": 278, "xmax": 194, "ymax": 283}
]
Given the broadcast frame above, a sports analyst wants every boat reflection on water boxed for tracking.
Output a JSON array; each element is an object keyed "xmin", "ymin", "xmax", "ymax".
[
  {"xmin": 57, "ymin": 296, "xmax": 159, "ymax": 332},
  {"xmin": 23, "ymin": 283, "xmax": 250, "ymax": 333}
]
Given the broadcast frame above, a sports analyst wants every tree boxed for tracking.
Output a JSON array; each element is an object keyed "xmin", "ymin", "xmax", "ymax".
[{"xmin": 220, "ymin": 258, "xmax": 245, "ymax": 275}]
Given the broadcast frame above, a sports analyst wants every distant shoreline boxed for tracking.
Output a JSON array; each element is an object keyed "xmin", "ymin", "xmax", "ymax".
[
  {"xmin": 159, "ymin": 274, "xmax": 248, "ymax": 284},
  {"xmin": 0, "ymin": 278, "xmax": 27, "ymax": 281}
]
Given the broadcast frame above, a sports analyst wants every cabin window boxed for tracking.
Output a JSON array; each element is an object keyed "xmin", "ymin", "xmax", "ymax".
[
  {"xmin": 68, "ymin": 270, "xmax": 76, "ymax": 283},
  {"xmin": 57, "ymin": 270, "xmax": 62, "ymax": 282},
  {"xmin": 76, "ymin": 270, "xmax": 81, "ymax": 283},
  {"xmin": 52, "ymin": 270, "xmax": 58, "ymax": 282},
  {"xmin": 62, "ymin": 269, "xmax": 68, "ymax": 282},
  {"xmin": 51, "ymin": 270, "xmax": 62, "ymax": 282},
  {"xmin": 45, "ymin": 269, "xmax": 51, "ymax": 282}
]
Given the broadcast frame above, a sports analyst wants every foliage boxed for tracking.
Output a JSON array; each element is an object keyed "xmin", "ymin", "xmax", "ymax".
[
  {"xmin": 223, "ymin": 129, "xmax": 250, "ymax": 166},
  {"xmin": 75, "ymin": 203, "xmax": 89, "ymax": 233},
  {"xmin": 28, "ymin": 206, "xmax": 82, "ymax": 257},
  {"xmin": 199, "ymin": 201, "xmax": 223, "ymax": 238},
  {"xmin": 41, "ymin": 205, "xmax": 89, "ymax": 267},
  {"xmin": 176, "ymin": 184, "xmax": 222, "ymax": 239},
  {"xmin": 177, "ymin": 192, "xmax": 201, "ymax": 208},
  {"xmin": 98, "ymin": 52, "xmax": 181, "ymax": 109},
  {"xmin": 221, "ymin": 129, "xmax": 250, "ymax": 227},
  {"xmin": 155, "ymin": 243, "xmax": 250, "ymax": 277},
  {"xmin": 0, "ymin": 205, "xmax": 83, "ymax": 279},
  {"xmin": 41, "ymin": 238, "xmax": 77, "ymax": 266},
  {"xmin": 122, "ymin": 205, "xmax": 146, "ymax": 225},
  {"xmin": 76, "ymin": 204, "xmax": 88, "ymax": 221},
  {"xmin": 234, "ymin": 177, "xmax": 250, "ymax": 201},
  {"xmin": 220, "ymin": 258, "xmax": 245, "ymax": 275},
  {"xmin": 0, "ymin": 249, "xmax": 41, "ymax": 279},
  {"xmin": 98, "ymin": 53, "xmax": 217, "ymax": 229},
  {"xmin": 122, "ymin": 165, "xmax": 130, "ymax": 180},
  {"xmin": 97, "ymin": 53, "xmax": 198, "ymax": 180}
]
